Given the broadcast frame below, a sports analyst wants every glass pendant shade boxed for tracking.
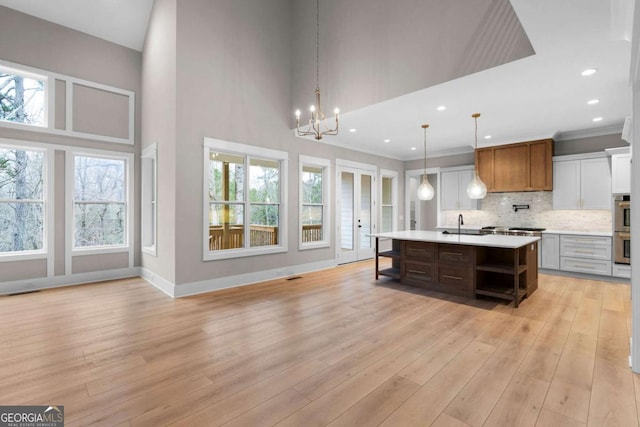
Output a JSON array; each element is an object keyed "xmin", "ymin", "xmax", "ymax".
[
  {"xmin": 467, "ymin": 172, "xmax": 487, "ymax": 199},
  {"xmin": 418, "ymin": 175, "xmax": 435, "ymax": 200},
  {"xmin": 466, "ymin": 112, "xmax": 487, "ymax": 200}
]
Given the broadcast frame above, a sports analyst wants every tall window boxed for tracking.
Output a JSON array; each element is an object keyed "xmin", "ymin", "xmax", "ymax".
[
  {"xmin": 141, "ymin": 144, "xmax": 157, "ymax": 255},
  {"xmin": 380, "ymin": 170, "xmax": 398, "ymax": 233},
  {"xmin": 204, "ymin": 138, "xmax": 288, "ymax": 260},
  {"xmin": 0, "ymin": 66, "xmax": 47, "ymax": 127},
  {"xmin": 299, "ymin": 155, "xmax": 330, "ymax": 249},
  {"xmin": 73, "ymin": 155, "xmax": 127, "ymax": 248},
  {"xmin": 0, "ymin": 146, "xmax": 46, "ymax": 254}
]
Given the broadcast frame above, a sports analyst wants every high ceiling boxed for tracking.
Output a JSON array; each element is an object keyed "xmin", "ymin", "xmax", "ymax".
[{"xmin": 0, "ymin": 0, "xmax": 632, "ymax": 160}]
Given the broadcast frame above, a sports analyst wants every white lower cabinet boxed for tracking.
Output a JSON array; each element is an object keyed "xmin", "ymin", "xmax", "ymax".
[
  {"xmin": 559, "ymin": 234, "xmax": 611, "ymax": 276},
  {"xmin": 541, "ymin": 234, "xmax": 560, "ymax": 270},
  {"xmin": 612, "ymin": 264, "xmax": 631, "ymax": 279}
]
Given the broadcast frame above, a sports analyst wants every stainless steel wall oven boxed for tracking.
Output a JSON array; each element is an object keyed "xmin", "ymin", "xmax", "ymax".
[{"xmin": 614, "ymin": 195, "xmax": 630, "ymax": 265}]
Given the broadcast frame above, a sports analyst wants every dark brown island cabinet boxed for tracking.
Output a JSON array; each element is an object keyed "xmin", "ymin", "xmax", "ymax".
[{"xmin": 371, "ymin": 231, "xmax": 539, "ymax": 307}]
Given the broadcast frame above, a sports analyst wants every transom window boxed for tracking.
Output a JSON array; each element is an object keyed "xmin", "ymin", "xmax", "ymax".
[
  {"xmin": 0, "ymin": 66, "xmax": 47, "ymax": 127},
  {"xmin": 0, "ymin": 146, "xmax": 46, "ymax": 254},
  {"xmin": 204, "ymin": 138, "xmax": 288, "ymax": 260}
]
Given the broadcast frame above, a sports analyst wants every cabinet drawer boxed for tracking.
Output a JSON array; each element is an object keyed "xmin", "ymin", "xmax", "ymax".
[
  {"xmin": 438, "ymin": 244, "xmax": 474, "ymax": 265},
  {"xmin": 612, "ymin": 264, "xmax": 631, "ymax": 279},
  {"xmin": 403, "ymin": 261, "xmax": 435, "ymax": 288},
  {"xmin": 405, "ymin": 241, "xmax": 436, "ymax": 262},
  {"xmin": 437, "ymin": 265, "xmax": 473, "ymax": 297},
  {"xmin": 560, "ymin": 256, "xmax": 611, "ymax": 276},
  {"xmin": 559, "ymin": 236, "xmax": 611, "ymax": 260}
]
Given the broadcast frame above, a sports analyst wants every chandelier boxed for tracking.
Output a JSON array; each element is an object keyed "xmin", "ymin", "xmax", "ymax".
[
  {"xmin": 294, "ymin": 0, "xmax": 339, "ymax": 140},
  {"xmin": 417, "ymin": 124, "xmax": 435, "ymax": 200},
  {"xmin": 466, "ymin": 113, "xmax": 488, "ymax": 199}
]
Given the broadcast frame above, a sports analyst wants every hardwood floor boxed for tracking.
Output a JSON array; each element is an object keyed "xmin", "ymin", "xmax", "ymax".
[{"xmin": 0, "ymin": 261, "xmax": 638, "ymax": 426}]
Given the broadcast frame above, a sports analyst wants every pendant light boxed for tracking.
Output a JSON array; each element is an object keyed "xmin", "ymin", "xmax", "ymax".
[
  {"xmin": 417, "ymin": 124, "xmax": 435, "ymax": 201},
  {"xmin": 466, "ymin": 113, "xmax": 487, "ymax": 199}
]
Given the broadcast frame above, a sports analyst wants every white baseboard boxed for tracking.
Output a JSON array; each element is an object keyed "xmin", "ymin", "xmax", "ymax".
[
  {"xmin": 0, "ymin": 267, "xmax": 140, "ymax": 295},
  {"xmin": 140, "ymin": 258, "xmax": 338, "ymax": 298}
]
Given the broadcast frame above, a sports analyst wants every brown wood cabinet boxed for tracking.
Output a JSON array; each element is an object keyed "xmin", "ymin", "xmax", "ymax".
[{"xmin": 476, "ymin": 139, "xmax": 553, "ymax": 192}]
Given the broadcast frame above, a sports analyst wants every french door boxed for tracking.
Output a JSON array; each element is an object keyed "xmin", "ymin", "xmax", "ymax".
[{"xmin": 336, "ymin": 161, "xmax": 376, "ymax": 264}]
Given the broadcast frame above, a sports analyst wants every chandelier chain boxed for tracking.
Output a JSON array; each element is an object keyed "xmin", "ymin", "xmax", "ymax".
[{"xmin": 316, "ymin": 0, "xmax": 320, "ymax": 90}]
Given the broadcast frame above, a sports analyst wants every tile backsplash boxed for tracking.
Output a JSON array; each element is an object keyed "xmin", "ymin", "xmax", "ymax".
[{"xmin": 441, "ymin": 192, "xmax": 612, "ymax": 232}]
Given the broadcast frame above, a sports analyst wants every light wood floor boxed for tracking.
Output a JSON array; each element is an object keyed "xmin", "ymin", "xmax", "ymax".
[{"xmin": 1, "ymin": 261, "xmax": 638, "ymax": 426}]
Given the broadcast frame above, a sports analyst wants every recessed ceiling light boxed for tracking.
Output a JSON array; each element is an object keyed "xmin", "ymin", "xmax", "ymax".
[
  {"xmin": 484, "ymin": 135, "xmax": 492, "ymax": 140},
  {"xmin": 410, "ymin": 147, "xmax": 417, "ymax": 151},
  {"xmin": 587, "ymin": 99, "xmax": 600, "ymax": 105},
  {"xmin": 384, "ymin": 139, "xmax": 391, "ymax": 143},
  {"xmin": 581, "ymin": 68, "xmax": 597, "ymax": 76},
  {"xmin": 437, "ymin": 105, "xmax": 446, "ymax": 111},
  {"xmin": 349, "ymin": 128, "xmax": 357, "ymax": 133},
  {"xmin": 592, "ymin": 117, "xmax": 603, "ymax": 122}
]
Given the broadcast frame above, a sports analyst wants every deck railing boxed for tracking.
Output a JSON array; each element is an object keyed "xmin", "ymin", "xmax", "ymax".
[
  {"xmin": 209, "ymin": 225, "xmax": 277, "ymax": 250},
  {"xmin": 302, "ymin": 224, "xmax": 322, "ymax": 242}
]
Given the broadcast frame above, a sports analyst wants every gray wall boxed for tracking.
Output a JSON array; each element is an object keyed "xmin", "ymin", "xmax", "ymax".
[
  {"xmin": 141, "ymin": 0, "xmax": 177, "ymax": 284},
  {"xmin": 554, "ymin": 133, "xmax": 627, "ymax": 156},
  {"xmin": 0, "ymin": 6, "xmax": 142, "ymax": 282},
  {"xmin": 142, "ymin": 0, "xmax": 404, "ymax": 286}
]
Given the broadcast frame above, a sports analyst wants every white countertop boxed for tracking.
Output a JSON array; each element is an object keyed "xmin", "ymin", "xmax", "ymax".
[{"xmin": 370, "ymin": 230, "xmax": 539, "ymax": 249}]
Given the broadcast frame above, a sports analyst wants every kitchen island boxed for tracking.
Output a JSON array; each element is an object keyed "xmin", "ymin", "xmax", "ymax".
[{"xmin": 371, "ymin": 230, "xmax": 540, "ymax": 307}]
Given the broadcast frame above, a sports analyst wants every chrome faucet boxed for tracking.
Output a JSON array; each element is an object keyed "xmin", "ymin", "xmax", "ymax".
[{"xmin": 458, "ymin": 214, "xmax": 464, "ymax": 235}]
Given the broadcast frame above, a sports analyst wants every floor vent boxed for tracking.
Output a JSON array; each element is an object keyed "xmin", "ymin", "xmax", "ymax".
[
  {"xmin": 8, "ymin": 290, "xmax": 41, "ymax": 296},
  {"xmin": 286, "ymin": 276, "xmax": 303, "ymax": 281}
]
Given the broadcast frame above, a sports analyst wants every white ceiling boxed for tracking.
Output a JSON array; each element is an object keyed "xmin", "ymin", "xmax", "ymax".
[
  {"xmin": 0, "ymin": 0, "xmax": 631, "ymax": 160},
  {"xmin": 0, "ymin": 0, "xmax": 154, "ymax": 51}
]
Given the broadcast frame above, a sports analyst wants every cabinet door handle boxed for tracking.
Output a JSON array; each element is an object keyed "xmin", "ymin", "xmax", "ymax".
[
  {"xmin": 408, "ymin": 269, "xmax": 427, "ymax": 275},
  {"xmin": 443, "ymin": 274, "xmax": 463, "ymax": 280},
  {"xmin": 574, "ymin": 249, "xmax": 594, "ymax": 254},
  {"xmin": 442, "ymin": 251, "xmax": 463, "ymax": 256},
  {"xmin": 574, "ymin": 264, "xmax": 594, "ymax": 270},
  {"xmin": 409, "ymin": 249, "xmax": 426, "ymax": 252}
]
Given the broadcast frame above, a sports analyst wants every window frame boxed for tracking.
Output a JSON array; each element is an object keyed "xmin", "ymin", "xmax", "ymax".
[
  {"xmin": 0, "ymin": 139, "xmax": 53, "ymax": 263},
  {"xmin": 0, "ymin": 62, "xmax": 51, "ymax": 129},
  {"xmin": 141, "ymin": 143, "xmax": 158, "ymax": 256},
  {"xmin": 380, "ymin": 169, "xmax": 398, "ymax": 233},
  {"xmin": 66, "ymin": 149, "xmax": 133, "ymax": 258},
  {"xmin": 299, "ymin": 155, "xmax": 331, "ymax": 250},
  {"xmin": 203, "ymin": 137, "xmax": 288, "ymax": 261}
]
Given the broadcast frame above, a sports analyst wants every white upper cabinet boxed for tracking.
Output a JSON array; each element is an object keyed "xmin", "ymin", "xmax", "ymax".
[
  {"xmin": 553, "ymin": 155, "xmax": 611, "ymax": 210},
  {"xmin": 611, "ymin": 153, "xmax": 631, "ymax": 194},
  {"xmin": 440, "ymin": 167, "xmax": 478, "ymax": 211}
]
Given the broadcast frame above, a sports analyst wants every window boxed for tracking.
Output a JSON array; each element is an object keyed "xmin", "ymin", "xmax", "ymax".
[
  {"xmin": 72, "ymin": 154, "xmax": 128, "ymax": 249},
  {"xmin": 0, "ymin": 145, "xmax": 46, "ymax": 254},
  {"xmin": 204, "ymin": 138, "xmax": 288, "ymax": 260},
  {"xmin": 141, "ymin": 144, "xmax": 157, "ymax": 255},
  {"xmin": 380, "ymin": 170, "xmax": 398, "ymax": 233},
  {"xmin": 299, "ymin": 155, "xmax": 330, "ymax": 249},
  {"xmin": 0, "ymin": 65, "xmax": 47, "ymax": 127}
]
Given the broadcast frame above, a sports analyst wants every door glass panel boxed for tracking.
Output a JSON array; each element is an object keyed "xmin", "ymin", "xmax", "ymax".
[
  {"xmin": 340, "ymin": 172, "xmax": 354, "ymax": 251},
  {"xmin": 360, "ymin": 174, "xmax": 372, "ymax": 249}
]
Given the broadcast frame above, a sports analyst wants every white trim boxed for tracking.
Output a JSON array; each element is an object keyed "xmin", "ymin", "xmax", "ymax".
[
  {"xmin": 335, "ymin": 158, "xmax": 377, "ymax": 172},
  {"xmin": 0, "ymin": 267, "xmax": 139, "ymax": 296},
  {"xmin": 141, "ymin": 143, "xmax": 158, "ymax": 257},
  {"xmin": 379, "ymin": 169, "xmax": 399, "ymax": 233},
  {"xmin": 0, "ymin": 251, "xmax": 47, "ymax": 263},
  {"xmin": 554, "ymin": 124, "xmax": 624, "ymax": 141},
  {"xmin": 142, "ymin": 258, "xmax": 338, "ymax": 299},
  {"xmin": 299, "ymin": 155, "xmax": 331, "ymax": 251},
  {"xmin": 66, "ymin": 150, "xmax": 134, "ymax": 270},
  {"xmin": 203, "ymin": 138, "xmax": 289, "ymax": 261},
  {"xmin": 552, "ymin": 151, "xmax": 608, "ymax": 162},
  {"xmin": 0, "ymin": 58, "xmax": 135, "ymax": 145}
]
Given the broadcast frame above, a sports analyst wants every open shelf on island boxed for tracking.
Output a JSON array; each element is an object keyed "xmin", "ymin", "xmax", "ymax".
[
  {"xmin": 475, "ymin": 264, "xmax": 527, "ymax": 275},
  {"xmin": 379, "ymin": 250, "xmax": 401, "ymax": 258},
  {"xmin": 378, "ymin": 267, "xmax": 401, "ymax": 279},
  {"xmin": 476, "ymin": 286, "xmax": 527, "ymax": 302}
]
